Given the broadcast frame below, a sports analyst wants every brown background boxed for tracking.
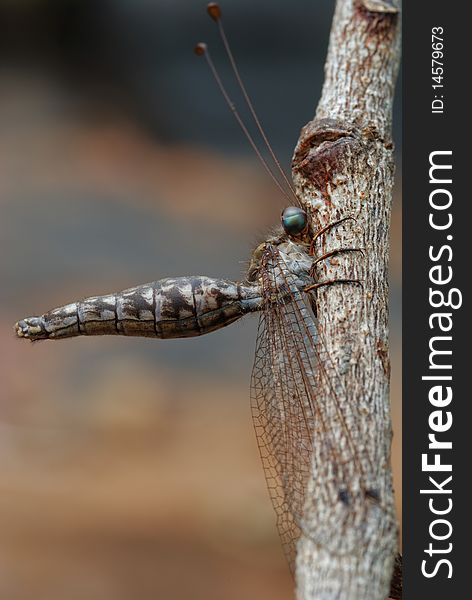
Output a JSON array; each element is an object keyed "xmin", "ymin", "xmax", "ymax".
[{"xmin": 0, "ymin": 1, "xmax": 401, "ymax": 598}]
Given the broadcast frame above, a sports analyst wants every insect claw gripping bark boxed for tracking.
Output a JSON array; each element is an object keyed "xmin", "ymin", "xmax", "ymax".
[
  {"xmin": 308, "ymin": 214, "xmax": 360, "ymax": 255},
  {"xmin": 304, "ymin": 278, "xmax": 364, "ymax": 293}
]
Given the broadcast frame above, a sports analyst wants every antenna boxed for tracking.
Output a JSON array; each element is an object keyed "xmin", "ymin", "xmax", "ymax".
[
  {"xmin": 194, "ymin": 42, "xmax": 293, "ymax": 203},
  {"xmin": 206, "ymin": 3, "xmax": 298, "ymax": 200}
]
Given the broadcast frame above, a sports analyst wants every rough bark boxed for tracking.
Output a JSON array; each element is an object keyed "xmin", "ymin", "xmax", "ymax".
[{"xmin": 291, "ymin": 1, "xmax": 401, "ymax": 599}]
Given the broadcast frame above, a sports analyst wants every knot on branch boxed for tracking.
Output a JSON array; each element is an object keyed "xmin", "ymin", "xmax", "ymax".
[
  {"xmin": 292, "ymin": 118, "xmax": 393, "ymax": 201},
  {"xmin": 358, "ymin": 0, "xmax": 399, "ymax": 15},
  {"xmin": 354, "ymin": 0, "xmax": 399, "ymax": 37}
]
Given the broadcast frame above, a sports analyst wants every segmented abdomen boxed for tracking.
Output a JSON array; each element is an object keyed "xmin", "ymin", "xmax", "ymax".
[{"xmin": 15, "ymin": 277, "xmax": 261, "ymax": 341}]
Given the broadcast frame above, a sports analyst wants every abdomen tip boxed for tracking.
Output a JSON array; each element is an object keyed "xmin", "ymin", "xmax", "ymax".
[{"xmin": 14, "ymin": 317, "xmax": 46, "ymax": 341}]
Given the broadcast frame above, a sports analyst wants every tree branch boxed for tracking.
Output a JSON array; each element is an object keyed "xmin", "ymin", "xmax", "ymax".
[{"xmin": 291, "ymin": 1, "xmax": 401, "ymax": 599}]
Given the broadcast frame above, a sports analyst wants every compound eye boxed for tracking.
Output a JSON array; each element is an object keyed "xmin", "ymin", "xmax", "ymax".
[{"xmin": 281, "ymin": 206, "xmax": 308, "ymax": 237}]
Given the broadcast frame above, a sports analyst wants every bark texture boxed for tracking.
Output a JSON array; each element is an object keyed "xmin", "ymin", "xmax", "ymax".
[{"xmin": 291, "ymin": 1, "xmax": 401, "ymax": 599}]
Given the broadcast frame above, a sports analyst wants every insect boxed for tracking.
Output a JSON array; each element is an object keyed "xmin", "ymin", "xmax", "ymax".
[{"xmin": 14, "ymin": 2, "xmax": 389, "ymax": 573}]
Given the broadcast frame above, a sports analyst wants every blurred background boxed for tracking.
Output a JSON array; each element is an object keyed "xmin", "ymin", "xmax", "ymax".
[{"xmin": 0, "ymin": 1, "xmax": 401, "ymax": 598}]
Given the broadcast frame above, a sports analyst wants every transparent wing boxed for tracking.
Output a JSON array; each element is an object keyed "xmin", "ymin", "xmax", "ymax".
[{"xmin": 250, "ymin": 245, "xmax": 378, "ymax": 570}]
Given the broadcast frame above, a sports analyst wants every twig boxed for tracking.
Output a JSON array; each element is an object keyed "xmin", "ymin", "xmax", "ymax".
[{"xmin": 291, "ymin": 1, "xmax": 401, "ymax": 598}]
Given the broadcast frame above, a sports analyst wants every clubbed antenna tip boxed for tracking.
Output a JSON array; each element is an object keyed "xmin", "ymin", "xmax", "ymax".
[
  {"xmin": 194, "ymin": 42, "xmax": 207, "ymax": 56},
  {"xmin": 207, "ymin": 2, "xmax": 222, "ymax": 21}
]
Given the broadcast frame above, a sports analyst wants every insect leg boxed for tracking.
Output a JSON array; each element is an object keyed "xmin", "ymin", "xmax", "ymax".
[
  {"xmin": 312, "ymin": 247, "xmax": 365, "ymax": 264},
  {"xmin": 312, "ymin": 247, "xmax": 364, "ymax": 265},
  {"xmin": 309, "ymin": 247, "xmax": 364, "ymax": 279},
  {"xmin": 303, "ymin": 278, "xmax": 363, "ymax": 293},
  {"xmin": 309, "ymin": 216, "xmax": 357, "ymax": 256}
]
